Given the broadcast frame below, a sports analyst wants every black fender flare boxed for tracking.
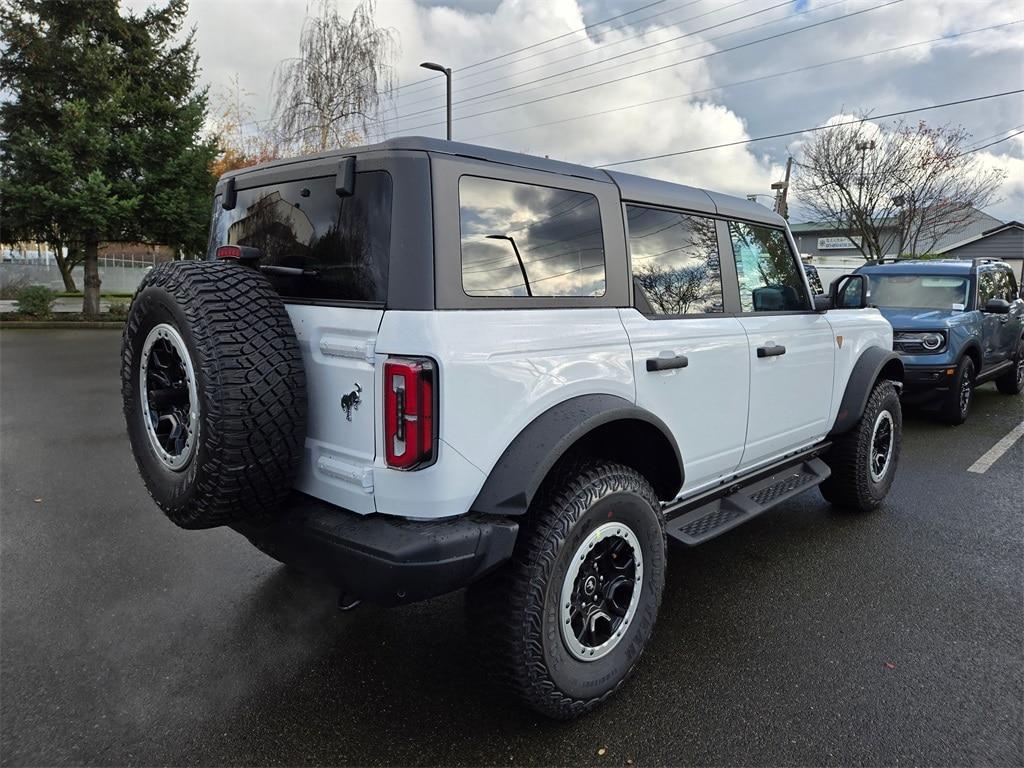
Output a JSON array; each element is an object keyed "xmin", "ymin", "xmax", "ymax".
[
  {"xmin": 829, "ymin": 346, "xmax": 904, "ymax": 436},
  {"xmin": 471, "ymin": 394, "xmax": 684, "ymax": 516}
]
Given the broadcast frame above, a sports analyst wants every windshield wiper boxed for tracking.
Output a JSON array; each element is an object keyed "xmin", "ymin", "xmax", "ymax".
[{"xmin": 259, "ymin": 265, "xmax": 319, "ymax": 278}]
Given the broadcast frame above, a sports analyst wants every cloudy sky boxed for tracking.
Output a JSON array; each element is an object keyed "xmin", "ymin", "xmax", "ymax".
[{"xmin": 143, "ymin": 0, "xmax": 1023, "ymax": 221}]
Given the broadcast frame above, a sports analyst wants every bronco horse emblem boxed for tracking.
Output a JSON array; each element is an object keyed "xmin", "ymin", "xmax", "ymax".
[{"xmin": 340, "ymin": 383, "xmax": 362, "ymax": 421}]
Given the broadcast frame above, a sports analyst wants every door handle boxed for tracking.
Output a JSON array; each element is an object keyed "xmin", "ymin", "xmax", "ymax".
[
  {"xmin": 646, "ymin": 354, "xmax": 689, "ymax": 372},
  {"xmin": 757, "ymin": 344, "xmax": 787, "ymax": 358}
]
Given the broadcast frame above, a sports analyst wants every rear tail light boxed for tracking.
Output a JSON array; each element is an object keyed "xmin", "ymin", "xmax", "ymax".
[{"xmin": 384, "ymin": 357, "xmax": 437, "ymax": 470}]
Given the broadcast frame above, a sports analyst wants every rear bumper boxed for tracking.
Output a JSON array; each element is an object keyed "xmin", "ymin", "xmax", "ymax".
[{"xmin": 232, "ymin": 494, "xmax": 518, "ymax": 606}]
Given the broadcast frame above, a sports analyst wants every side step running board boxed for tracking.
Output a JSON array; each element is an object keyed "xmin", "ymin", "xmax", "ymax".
[{"xmin": 666, "ymin": 458, "xmax": 831, "ymax": 546}]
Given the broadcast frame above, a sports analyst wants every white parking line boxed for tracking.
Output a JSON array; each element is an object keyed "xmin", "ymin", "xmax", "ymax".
[{"xmin": 967, "ymin": 420, "xmax": 1024, "ymax": 474}]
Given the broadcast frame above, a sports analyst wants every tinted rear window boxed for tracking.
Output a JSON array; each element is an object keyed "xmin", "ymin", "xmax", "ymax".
[{"xmin": 208, "ymin": 171, "xmax": 392, "ymax": 303}]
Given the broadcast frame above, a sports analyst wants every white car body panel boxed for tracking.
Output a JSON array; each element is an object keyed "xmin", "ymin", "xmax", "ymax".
[
  {"xmin": 736, "ymin": 313, "xmax": 836, "ymax": 469},
  {"xmin": 372, "ymin": 308, "xmax": 635, "ymax": 519},
  {"xmin": 823, "ymin": 308, "xmax": 895, "ymax": 425},
  {"xmin": 618, "ymin": 308, "xmax": 750, "ymax": 496},
  {"xmin": 286, "ymin": 304, "xmax": 382, "ymax": 515}
]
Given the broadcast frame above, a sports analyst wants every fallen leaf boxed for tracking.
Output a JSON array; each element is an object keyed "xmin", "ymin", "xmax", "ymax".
[
  {"xmin": 33, "ymin": 498, "xmax": 42, "ymax": 503},
  {"xmin": 626, "ymin": 759, "xmax": 634, "ymax": 766},
  {"xmin": 597, "ymin": 747, "xmax": 607, "ymax": 757},
  {"xmin": 884, "ymin": 662, "xmax": 896, "ymax": 670}
]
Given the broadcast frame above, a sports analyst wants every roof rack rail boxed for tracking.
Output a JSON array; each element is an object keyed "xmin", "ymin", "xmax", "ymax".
[{"xmin": 972, "ymin": 257, "xmax": 999, "ymax": 265}]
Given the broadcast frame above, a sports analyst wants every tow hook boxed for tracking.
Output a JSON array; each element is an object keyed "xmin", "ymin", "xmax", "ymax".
[{"xmin": 337, "ymin": 592, "xmax": 361, "ymax": 612}]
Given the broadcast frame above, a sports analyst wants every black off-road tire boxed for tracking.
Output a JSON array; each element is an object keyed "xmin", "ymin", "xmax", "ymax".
[
  {"xmin": 995, "ymin": 338, "xmax": 1024, "ymax": 395},
  {"xmin": 939, "ymin": 356, "xmax": 975, "ymax": 425},
  {"xmin": 467, "ymin": 460, "xmax": 666, "ymax": 720},
  {"xmin": 121, "ymin": 261, "xmax": 307, "ymax": 529},
  {"xmin": 820, "ymin": 379, "xmax": 901, "ymax": 513}
]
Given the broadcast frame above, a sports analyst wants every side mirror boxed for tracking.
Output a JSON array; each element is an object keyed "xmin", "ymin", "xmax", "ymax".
[
  {"xmin": 829, "ymin": 273, "xmax": 868, "ymax": 309},
  {"xmin": 984, "ymin": 298, "xmax": 1011, "ymax": 314},
  {"xmin": 813, "ymin": 294, "xmax": 832, "ymax": 312}
]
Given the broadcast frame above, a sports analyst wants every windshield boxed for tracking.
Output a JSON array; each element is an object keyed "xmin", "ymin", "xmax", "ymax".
[{"xmin": 866, "ymin": 274, "xmax": 970, "ymax": 310}]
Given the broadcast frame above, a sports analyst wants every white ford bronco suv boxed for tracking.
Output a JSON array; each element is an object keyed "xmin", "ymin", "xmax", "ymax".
[{"xmin": 121, "ymin": 137, "xmax": 904, "ymax": 719}]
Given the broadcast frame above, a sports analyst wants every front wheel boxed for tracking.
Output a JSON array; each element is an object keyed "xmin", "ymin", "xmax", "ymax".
[
  {"xmin": 467, "ymin": 460, "xmax": 666, "ymax": 720},
  {"xmin": 820, "ymin": 379, "xmax": 902, "ymax": 512},
  {"xmin": 995, "ymin": 338, "xmax": 1024, "ymax": 395},
  {"xmin": 939, "ymin": 356, "xmax": 975, "ymax": 424}
]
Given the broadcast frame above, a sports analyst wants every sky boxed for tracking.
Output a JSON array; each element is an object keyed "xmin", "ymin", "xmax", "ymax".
[{"xmin": 130, "ymin": 0, "xmax": 1024, "ymax": 222}]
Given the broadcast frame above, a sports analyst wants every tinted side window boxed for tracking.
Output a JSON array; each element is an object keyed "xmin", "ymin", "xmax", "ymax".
[
  {"xmin": 626, "ymin": 206, "xmax": 723, "ymax": 315},
  {"xmin": 995, "ymin": 268, "xmax": 1017, "ymax": 301},
  {"xmin": 459, "ymin": 176, "xmax": 605, "ymax": 297},
  {"xmin": 978, "ymin": 269, "xmax": 997, "ymax": 305},
  {"xmin": 208, "ymin": 171, "xmax": 392, "ymax": 303},
  {"xmin": 728, "ymin": 221, "xmax": 809, "ymax": 312}
]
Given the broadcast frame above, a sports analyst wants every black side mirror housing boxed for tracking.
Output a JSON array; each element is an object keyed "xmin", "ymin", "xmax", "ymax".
[
  {"xmin": 984, "ymin": 298, "xmax": 1011, "ymax": 314},
  {"xmin": 829, "ymin": 273, "xmax": 868, "ymax": 310},
  {"xmin": 221, "ymin": 177, "xmax": 236, "ymax": 210},
  {"xmin": 813, "ymin": 294, "xmax": 832, "ymax": 312}
]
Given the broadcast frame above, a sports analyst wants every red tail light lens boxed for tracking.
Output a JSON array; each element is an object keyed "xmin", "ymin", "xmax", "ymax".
[
  {"xmin": 384, "ymin": 357, "xmax": 436, "ymax": 470},
  {"xmin": 216, "ymin": 245, "xmax": 242, "ymax": 260}
]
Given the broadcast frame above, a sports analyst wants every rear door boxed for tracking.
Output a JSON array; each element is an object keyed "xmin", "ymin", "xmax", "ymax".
[
  {"xmin": 621, "ymin": 206, "xmax": 749, "ymax": 495},
  {"xmin": 208, "ymin": 167, "xmax": 394, "ymax": 513},
  {"xmin": 724, "ymin": 220, "xmax": 835, "ymax": 469}
]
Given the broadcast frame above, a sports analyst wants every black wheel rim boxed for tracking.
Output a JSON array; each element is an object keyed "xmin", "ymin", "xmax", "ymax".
[
  {"xmin": 559, "ymin": 522, "xmax": 642, "ymax": 661},
  {"xmin": 959, "ymin": 373, "xmax": 972, "ymax": 415},
  {"xmin": 870, "ymin": 410, "xmax": 894, "ymax": 482},
  {"xmin": 139, "ymin": 324, "xmax": 199, "ymax": 470}
]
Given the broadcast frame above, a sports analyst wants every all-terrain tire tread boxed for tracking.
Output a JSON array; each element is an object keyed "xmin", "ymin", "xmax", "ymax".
[
  {"xmin": 467, "ymin": 459, "xmax": 664, "ymax": 720},
  {"xmin": 121, "ymin": 261, "xmax": 307, "ymax": 529},
  {"xmin": 820, "ymin": 379, "xmax": 900, "ymax": 513}
]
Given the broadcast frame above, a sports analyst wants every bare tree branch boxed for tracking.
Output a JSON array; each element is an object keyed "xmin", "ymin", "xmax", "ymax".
[
  {"xmin": 793, "ymin": 117, "xmax": 1006, "ymax": 261},
  {"xmin": 272, "ymin": 0, "xmax": 396, "ymax": 154}
]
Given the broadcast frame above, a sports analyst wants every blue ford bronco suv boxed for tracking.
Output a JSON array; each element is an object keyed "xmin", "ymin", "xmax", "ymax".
[{"xmin": 854, "ymin": 258, "xmax": 1024, "ymax": 423}]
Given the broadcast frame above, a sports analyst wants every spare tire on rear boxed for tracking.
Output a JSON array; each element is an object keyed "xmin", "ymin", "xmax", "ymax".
[{"xmin": 121, "ymin": 260, "xmax": 307, "ymax": 529}]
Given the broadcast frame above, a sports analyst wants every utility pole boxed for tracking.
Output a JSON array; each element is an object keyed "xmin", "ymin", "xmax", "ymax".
[{"xmin": 771, "ymin": 156, "xmax": 793, "ymax": 219}]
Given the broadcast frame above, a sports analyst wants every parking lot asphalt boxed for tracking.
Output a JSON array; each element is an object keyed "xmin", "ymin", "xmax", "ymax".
[{"xmin": 2, "ymin": 329, "xmax": 1022, "ymax": 767}]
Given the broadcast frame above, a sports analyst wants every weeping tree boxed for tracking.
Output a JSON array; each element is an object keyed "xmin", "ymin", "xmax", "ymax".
[
  {"xmin": 793, "ymin": 118, "xmax": 1006, "ymax": 261},
  {"xmin": 272, "ymin": 0, "xmax": 397, "ymax": 153}
]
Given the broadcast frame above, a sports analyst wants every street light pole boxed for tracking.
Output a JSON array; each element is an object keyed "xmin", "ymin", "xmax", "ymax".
[
  {"xmin": 485, "ymin": 234, "xmax": 532, "ymax": 296},
  {"xmin": 419, "ymin": 61, "xmax": 452, "ymax": 140}
]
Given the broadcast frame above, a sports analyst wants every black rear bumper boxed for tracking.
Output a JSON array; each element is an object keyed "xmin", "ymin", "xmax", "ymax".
[{"xmin": 232, "ymin": 494, "xmax": 518, "ymax": 605}]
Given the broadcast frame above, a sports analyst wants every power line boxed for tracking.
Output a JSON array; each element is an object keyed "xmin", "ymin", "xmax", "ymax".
[
  {"xmin": 461, "ymin": 21, "xmax": 1020, "ymax": 142},
  {"xmin": 596, "ymin": 89, "xmax": 1024, "ymax": 167},
  {"xmin": 444, "ymin": 0, "xmax": 711, "ymax": 87},
  {"xmin": 395, "ymin": 0, "xmax": 755, "ymax": 110},
  {"xmin": 384, "ymin": 0, "xmax": 671, "ymax": 96},
  {"xmin": 963, "ymin": 127, "xmax": 1024, "ymax": 155},
  {"xmin": 391, "ymin": 0, "xmax": 798, "ymax": 123},
  {"xmin": 390, "ymin": 0, "xmax": 904, "ymax": 134},
  {"xmin": 432, "ymin": 0, "xmax": 852, "ymax": 118}
]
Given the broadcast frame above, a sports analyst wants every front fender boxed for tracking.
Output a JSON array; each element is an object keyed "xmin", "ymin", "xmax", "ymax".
[{"xmin": 829, "ymin": 347, "xmax": 904, "ymax": 436}]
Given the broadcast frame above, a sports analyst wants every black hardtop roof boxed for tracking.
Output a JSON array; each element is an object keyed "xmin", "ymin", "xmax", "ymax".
[{"xmin": 220, "ymin": 135, "xmax": 785, "ymax": 227}]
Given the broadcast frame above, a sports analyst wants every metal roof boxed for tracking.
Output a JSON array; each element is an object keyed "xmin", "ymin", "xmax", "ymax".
[
  {"xmin": 856, "ymin": 260, "xmax": 977, "ymax": 275},
  {"xmin": 220, "ymin": 136, "xmax": 786, "ymax": 225}
]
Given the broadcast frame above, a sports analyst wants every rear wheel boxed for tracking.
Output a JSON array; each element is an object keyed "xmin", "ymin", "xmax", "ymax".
[
  {"xmin": 820, "ymin": 379, "xmax": 901, "ymax": 512},
  {"xmin": 939, "ymin": 356, "xmax": 975, "ymax": 424},
  {"xmin": 995, "ymin": 338, "xmax": 1024, "ymax": 395},
  {"xmin": 467, "ymin": 460, "xmax": 666, "ymax": 720}
]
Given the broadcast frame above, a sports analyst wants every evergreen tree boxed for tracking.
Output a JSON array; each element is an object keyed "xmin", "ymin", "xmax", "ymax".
[{"xmin": 1, "ymin": 0, "xmax": 217, "ymax": 314}]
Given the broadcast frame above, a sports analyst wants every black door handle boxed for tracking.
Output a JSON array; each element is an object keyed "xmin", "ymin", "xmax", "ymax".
[
  {"xmin": 757, "ymin": 344, "xmax": 787, "ymax": 358},
  {"xmin": 646, "ymin": 354, "xmax": 689, "ymax": 372}
]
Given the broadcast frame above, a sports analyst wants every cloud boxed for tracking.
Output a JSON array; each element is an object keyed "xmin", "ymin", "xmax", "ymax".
[{"xmin": 131, "ymin": 0, "xmax": 1023, "ymax": 220}]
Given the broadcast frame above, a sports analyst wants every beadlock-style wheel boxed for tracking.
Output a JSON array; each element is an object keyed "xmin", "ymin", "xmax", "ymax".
[
  {"xmin": 139, "ymin": 323, "xmax": 200, "ymax": 471},
  {"xmin": 559, "ymin": 522, "xmax": 642, "ymax": 662},
  {"xmin": 869, "ymin": 409, "xmax": 894, "ymax": 483}
]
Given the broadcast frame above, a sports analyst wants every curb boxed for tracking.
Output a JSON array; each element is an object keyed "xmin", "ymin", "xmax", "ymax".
[{"xmin": 0, "ymin": 321, "xmax": 124, "ymax": 330}]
